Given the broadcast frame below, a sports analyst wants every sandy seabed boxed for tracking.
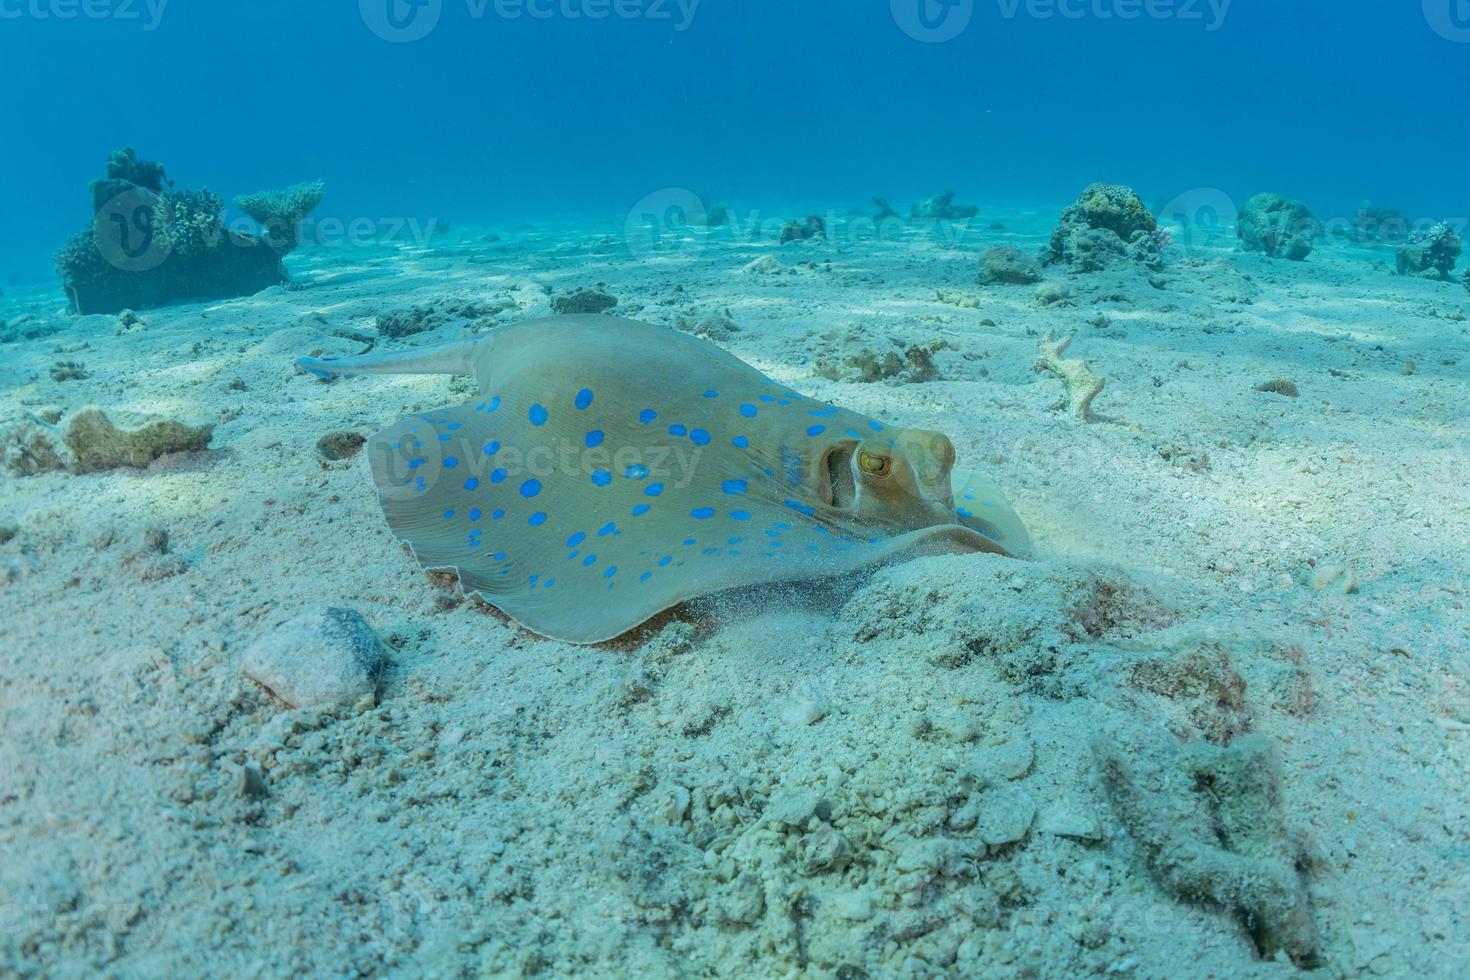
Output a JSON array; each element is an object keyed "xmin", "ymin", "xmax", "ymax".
[{"xmin": 1, "ymin": 207, "xmax": 1467, "ymax": 978}]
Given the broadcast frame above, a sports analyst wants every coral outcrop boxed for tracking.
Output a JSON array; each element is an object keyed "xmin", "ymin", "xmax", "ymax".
[
  {"xmin": 911, "ymin": 190, "xmax": 978, "ymax": 221},
  {"xmin": 780, "ymin": 216, "xmax": 826, "ymax": 244},
  {"xmin": 1236, "ymin": 193, "xmax": 1318, "ymax": 261},
  {"xmin": 1046, "ymin": 183, "xmax": 1161, "ymax": 271},
  {"xmin": 53, "ymin": 147, "xmax": 324, "ymax": 315},
  {"xmin": 1395, "ymin": 222, "xmax": 1462, "ymax": 280}
]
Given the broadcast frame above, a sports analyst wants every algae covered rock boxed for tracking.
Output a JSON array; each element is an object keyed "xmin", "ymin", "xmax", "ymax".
[
  {"xmin": 1047, "ymin": 183, "xmax": 1160, "ymax": 271},
  {"xmin": 551, "ymin": 286, "xmax": 618, "ymax": 315},
  {"xmin": 1395, "ymin": 222, "xmax": 1462, "ymax": 280},
  {"xmin": 1236, "ymin": 193, "xmax": 1319, "ymax": 261},
  {"xmin": 779, "ymin": 215, "xmax": 826, "ymax": 244},
  {"xmin": 911, "ymin": 190, "xmax": 978, "ymax": 221},
  {"xmin": 241, "ymin": 607, "xmax": 386, "ymax": 708},
  {"xmin": 63, "ymin": 407, "xmax": 213, "ymax": 474},
  {"xmin": 978, "ymin": 245, "xmax": 1042, "ymax": 285}
]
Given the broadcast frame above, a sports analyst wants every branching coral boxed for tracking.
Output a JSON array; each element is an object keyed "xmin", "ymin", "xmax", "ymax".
[
  {"xmin": 234, "ymin": 180, "xmax": 326, "ymax": 254},
  {"xmin": 1035, "ymin": 332, "xmax": 1104, "ymax": 421},
  {"xmin": 155, "ymin": 187, "xmax": 225, "ymax": 257}
]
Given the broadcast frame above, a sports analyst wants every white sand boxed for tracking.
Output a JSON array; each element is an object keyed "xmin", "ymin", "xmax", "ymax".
[{"xmin": 1, "ymin": 209, "xmax": 1467, "ymax": 977}]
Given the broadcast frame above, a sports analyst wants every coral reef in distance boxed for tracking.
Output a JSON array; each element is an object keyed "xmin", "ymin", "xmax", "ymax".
[{"xmin": 53, "ymin": 147, "xmax": 324, "ymax": 315}]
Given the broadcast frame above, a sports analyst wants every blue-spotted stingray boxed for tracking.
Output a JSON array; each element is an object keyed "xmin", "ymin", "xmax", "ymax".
[{"xmin": 299, "ymin": 315, "xmax": 1031, "ymax": 643}]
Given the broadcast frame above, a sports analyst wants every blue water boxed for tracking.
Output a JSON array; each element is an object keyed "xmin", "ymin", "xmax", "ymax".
[{"xmin": 2, "ymin": 0, "xmax": 1466, "ymax": 279}]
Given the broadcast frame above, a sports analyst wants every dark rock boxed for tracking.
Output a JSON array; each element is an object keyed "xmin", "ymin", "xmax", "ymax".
[
  {"xmin": 317, "ymin": 430, "xmax": 366, "ymax": 460},
  {"xmin": 551, "ymin": 287, "xmax": 619, "ymax": 315},
  {"xmin": 780, "ymin": 216, "xmax": 826, "ymax": 244}
]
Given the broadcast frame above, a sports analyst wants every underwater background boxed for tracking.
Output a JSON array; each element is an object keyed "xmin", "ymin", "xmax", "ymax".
[
  {"xmin": 4, "ymin": 0, "xmax": 1469, "ymax": 280},
  {"xmin": 3, "ymin": 2, "xmax": 1470, "ymax": 978}
]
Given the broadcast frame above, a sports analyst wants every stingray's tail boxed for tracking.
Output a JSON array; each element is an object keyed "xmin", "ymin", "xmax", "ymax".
[{"xmin": 296, "ymin": 337, "xmax": 485, "ymax": 380}]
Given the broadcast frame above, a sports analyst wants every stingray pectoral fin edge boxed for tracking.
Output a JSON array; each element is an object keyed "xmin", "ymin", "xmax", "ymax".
[{"xmin": 408, "ymin": 522, "xmax": 1005, "ymax": 646}]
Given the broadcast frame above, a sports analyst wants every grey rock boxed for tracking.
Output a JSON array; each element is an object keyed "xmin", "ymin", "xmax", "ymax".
[
  {"xmin": 978, "ymin": 246, "xmax": 1042, "ymax": 285},
  {"xmin": 241, "ymin": 607, "xmax": 385, "ymax": 708},
  {"xmin": 1237, "ymin": 193, "xmax": 1319, "ymax": 261}
]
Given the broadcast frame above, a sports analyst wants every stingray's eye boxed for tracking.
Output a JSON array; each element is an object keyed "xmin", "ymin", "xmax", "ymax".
[{"xmin": 858, "ymin": 451, "xmax": 892, "ymax": 478}]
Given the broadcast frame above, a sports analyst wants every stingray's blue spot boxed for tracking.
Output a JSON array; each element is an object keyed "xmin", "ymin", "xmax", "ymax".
[
  {"xmin": 585, "ymin": 430, "xmax": 605, "ymax": 448},
  {"xmin": 703, "ymin": 390, "xmax": 719, "ymax": 398},
  {"xmin": 846, "ymin": 428, "xmax": 863, "ymax": 440},
  {"xmin": 483, "ymin": 440, "xmax": 500, "ymax": 456},
  {"xmin": 575, "ymin": 388, "xmax": 594, "ymax": 410},
  {"xmin": 640, "ymin": 571, "xmax": 653, "ymax": 581},
  {"xmin": 520, "ymin": 479, "xmax": 542, "ymax": 498},
  {"xmin": 625, "ymin": 464, "xmax": 649, "ymax": 480},
  {"xmin": 645, "ymin": 483, "xmax": 665, "ymax": 497},
  {"xmin": 869, "ymin": 420, "xmax": 884, "ymax": 431},
  {"xmin": 604, "ymin": 566, "xmax": 618, "ymax": 579},
  {"xmin": 703, "ymin": 547, "xmax": 720, "ymax": 555},
  {"xmin": 764, "ymin": 529, "xmax": 781, "ymax": 537},
  {"xmin": 487, "ymin": 396, "xmax": 501, "ymax": 412},
  {"xmin": 528, "ymin": 575, "xmax": 538, "ymax": 585},
  {"xmin": 438, "ymin": 434, "xmax": 452, "ymax": 442},
  {"xmin": 721, "ymin": 479, "xmax": 747, "ymax": 495},
  {"xmin": 758, "ymin": 394, "xmax": 775, "ymax": 403},
  {"xmin": 658, "ymin": 555, "xmax": 672, "ymax": 566},
  {"xmin": 731, "ymin": 435, "xmax": 750, "ymax": 449},
  {"xmin": 598, "ymin": 522, "xmax": 617, "ymax": 537},
  {"xmin": 983, "ymin": 499, "xmax": 995, "ymax": 508},
  {"xmin": 730, "ymin": 510, "xmax": 752, "ymax": 521},
  {"xmin": 690, "ymin": 428, "xmax": 711, "ymax": 446},
  {"xmin": 683, "ymin": 537, "xmax": 696, "ymax": 546},
  {"xmin": 528, "ymin": 404, "xmax": 548, "ymax": 426},
  {"xmin": 447, "ymin": 422, "xmax": 462, "ymax": 430},
  {"xmin": 739, "ymin": 403, "xmax": 757, "ymax": 418},
  {"xmin": 639, "ymin": 408, "xmax": 657, "ymax": 424},
  {"xmin": 413, "ymin": 440, "xmax": 423, "ymax": 448},
  {"xmin": 632, "ymin": 503, "xmax": 651, "ymax": 517},
  {"xmin": 567, "ymin": 531, "xmax": 586, "ymax": 547},
  {"xmin": 957, "ymin": 507, "xmax": 973, "ymax": 518},
  {"xmin": 728, "ymin": 536, "xmax": 743, "ymax": 545},
  {"xmin": 807, "ymin": 424, "xmax": 826, "ymax": 437},
  {"xmin": 469, "ymin": 508, "xmax": 482, "ymax": 521},
  {"xmin": 528, "ymin": 512, "xmax": 547, "ymax": 526},
  {"xmin": 544, "ymin": 579, "xmax": 555, "ymax": 588},
  {"xmin": 591, "ymin": 469, "xmax": 612, "ymax": 487},
  {"xmin": 668, "ymin": 423, "xmax": 688, "ymax": 437},
  {"xmin": 777, "ymin": 399, "xmax": 791, "ymax": 406},
  {"xmin": 443, "ymin": 510, "xmax": 455, "ymax": 519},
  {"xmin": 492, "ymin": 508, "xmax": 505, "ymax": 520},
  {"xmin": 582, "ymin": 554, "xmax": 597, "ymax": 567},
  {"xmin": 692, "ymin": 507, "xmax": 715, "ymax": 520},
  {"xmin": 492, "ymin": 551, "xmax": 505, "ymax": 560},
  {"xmin": 568, "ymin": 550, "xmax": 579, "ymax": 559},
  {"xmin": 443, "ymin": 456, "xmax": 460, "ymax": 468},
  {"xmin": 464, "ymin": 477, "xmax": 480, "ymax": 491},
  {"xmin": 408, "ymin": 458, "xmax": 425, "ymax": 470},
  {"xmin": 786, "ymin": 499, "xmax": 815, "ymax": 516},
  {"xmin": 491, "ymin": 468, "xmax": 507, "ymax": 484},
  {"xmin": 775, "ymin": 521, "xmax": 792, "ymax": 530}
]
